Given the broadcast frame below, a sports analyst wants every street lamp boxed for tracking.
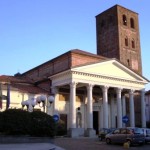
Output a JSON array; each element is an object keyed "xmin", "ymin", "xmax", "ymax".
[
  {"xmin": 21, "ymin": 98, "xmax": 36, "ymax": 112},
  {"xmin": 21, "ymin": 95, "xmax": 55, "ymax": 112}
]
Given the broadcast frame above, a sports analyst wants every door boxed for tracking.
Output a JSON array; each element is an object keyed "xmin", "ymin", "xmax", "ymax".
[{"xmin": 93, "ymin": 111, "xmax": 98, "ymax": 134}]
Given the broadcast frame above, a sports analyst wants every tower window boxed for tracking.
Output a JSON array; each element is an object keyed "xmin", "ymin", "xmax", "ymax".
[
  {"xmin": 130, "ymin": 18, "xmax": 135, "ymax": 28},
  {"xmin": 131, "ymin": 39, "xmax": 135, "ymax": 48},
  {"xmin": 127, "ymin": 59, "xmax": 130, "ymax": 66},
  {"xmin": 125, "ymin": 37, "xmax": 128, "ymax": 46},
  {"xmin": 123, "ymin": 15, "xmax": 127, "ymax": 26},
  {"xmin": 101, "ymin": 20, "xmax": 105, "ymax": 27}
]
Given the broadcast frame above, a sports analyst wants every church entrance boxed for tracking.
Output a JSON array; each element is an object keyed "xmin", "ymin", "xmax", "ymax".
[{"xmin": 93, "ymin": 111, "xmax": 99, "ymax": 134}]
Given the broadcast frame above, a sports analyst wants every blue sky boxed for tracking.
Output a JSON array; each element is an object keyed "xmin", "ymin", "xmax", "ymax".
[{"xmin": 0, "ymin": 0, "xmax": 150, "ymax": 90}]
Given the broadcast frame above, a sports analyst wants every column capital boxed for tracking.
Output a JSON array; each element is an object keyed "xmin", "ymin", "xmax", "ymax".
[
  {"xmin": 51, "ymin": 86, "xmax": 58, "ymax": 94},
  {"xmin": 70, "ymin": 81, "xmax": 77, "ymax": 88},
  {"xmin": 141, "ymin": 88, "xmax": 145, "ymax": 93},
  {"xmin": 129, "ymin": 89, "xmax": 135, "ymax": 94},
  {"xmin": 86, "ymin": 83, "xmax": 94, "ymax": 90},
  {"xmin": 101, "ymin": 86, "xmax": 109, "ymax": 92},
  {"xmin": 116, "ymin": 87, "xmax": 123, "ymax": 94}
]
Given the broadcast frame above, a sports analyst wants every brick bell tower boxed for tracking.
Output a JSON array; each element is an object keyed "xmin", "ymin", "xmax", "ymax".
[{"xmin": 96, "ymin": 5, "xmax": 142, "ymax": 75}]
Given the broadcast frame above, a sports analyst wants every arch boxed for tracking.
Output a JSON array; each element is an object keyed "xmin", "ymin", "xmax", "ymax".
[
  {"xmin": 130, "ymin": 18, "xmax": 135, "ymax": 28},
  {"xmin": 122, "ymin": 15, "xmax": 127, "ymax": 26}
]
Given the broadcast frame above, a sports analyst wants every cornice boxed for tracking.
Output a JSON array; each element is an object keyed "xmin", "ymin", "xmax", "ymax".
[{"xmin": 72, "ymin": 71, "xmax": 146, "ymax": 86}]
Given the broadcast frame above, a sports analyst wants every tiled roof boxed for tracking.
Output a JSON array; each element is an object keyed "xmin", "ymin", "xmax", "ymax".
[
  {"xmin": 11, "ymin": 83, "xmax": 48, "ymax": 94},
  {"xmin": 0, "ymin": 75, "xmax": 48, "ymax": 94},
  {"xmin": 0, "ymin": 75, "xmax": 33, "ymax": 84}
]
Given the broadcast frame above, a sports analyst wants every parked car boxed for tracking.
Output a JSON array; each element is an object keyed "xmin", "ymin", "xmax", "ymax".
[
  {"xmin": 142, "ymin": 128, "xmax": 150, "ymax": 143},
  {"xmin": 98, "ymin": 128, "xmax": 115, "ymax": 141},
  {"xmin": 105, "ymin": 127, "xmax": 145, "ymax": 146}
]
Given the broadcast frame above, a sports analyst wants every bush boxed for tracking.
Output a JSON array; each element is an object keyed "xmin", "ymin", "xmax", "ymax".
[
  {"xmin": 29, "ymin": 111, "xmax": 56, "ymax": 137},
  {"xmin": 56, "ymin": 119, "xmax": 67, "ymax": 136},
  {"xmin": 0, "ymin": 109, "xmax": 56, "ymax": 137}
]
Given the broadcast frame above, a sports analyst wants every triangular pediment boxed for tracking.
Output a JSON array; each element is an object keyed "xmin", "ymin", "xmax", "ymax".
[{"xmin": 71, "ymin": 60, "xmax": 148, "ymax": 83}]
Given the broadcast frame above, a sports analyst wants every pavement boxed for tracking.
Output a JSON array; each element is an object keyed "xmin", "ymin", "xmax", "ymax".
[
  {"xmin": 0, "ymin": 137, "xmax": 150, "ymax": 150},
  {"xmin": 0, "ymin": 142, "xmax": 65, "ymax": 150}
]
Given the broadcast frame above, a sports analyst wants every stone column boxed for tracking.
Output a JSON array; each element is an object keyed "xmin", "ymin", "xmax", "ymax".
[
  {"xmin": 122, "ymin": 94, "xmax": 126, "ymax": 127},
  {"xmin": 85, "ymin": 83, "xmax": 96, "ymax": 137},
  {"xmin": 87, "ymin": 83, "xmax": 93, "ymax": 129},
  {"xmin": 122, "ymin": 95, "xmax": 126, "ymax": 117},
  {"xmin": 70, "ymin": 81, "xmax": 76, "ymax": 129},
  {"xmin": 51, "ymin": 86, "xmax": 58, "ymax": 116},
  {"xmin": 110, "ymin": 94, "xmax": 116, "ymax": 128},
  {"xmin": 141, "ymin": 89, "xmax": 146, "ymax": 127},
  {"xmin": 68, "ymin": 81, "xmax": 79, "ymax": 137},
  {"xmin": 102, "ymin": 86, "xmax": 109, "ymax": 128},
  {"xmin": 116, "ymin": 88, "xmax": 122, "ymax": 128},
  {"xmin": 129, "ymin": 89, "xmax": 135, "ymax": 127}
]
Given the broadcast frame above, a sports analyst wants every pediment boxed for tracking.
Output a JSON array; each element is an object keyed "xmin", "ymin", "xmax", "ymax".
[{"xmin": 72, "ymin": 60, "xmax": 148, "ymax": 83}]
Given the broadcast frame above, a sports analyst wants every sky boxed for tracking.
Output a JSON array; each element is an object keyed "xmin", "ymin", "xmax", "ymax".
[{"xmin": 0, "ymin": 0, "xmax": 150, "ymax": 90}]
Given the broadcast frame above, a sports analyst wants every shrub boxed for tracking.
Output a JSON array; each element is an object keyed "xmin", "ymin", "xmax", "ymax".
[
  {"xmin": 0, "ymin": 109, "xmax": 56, "ymax": 137},
  {"xmin": 29, "ymin": 111, "xmax": 56, "ymax": 137},
  {"xmin": 56, "ymin": 119, "xmax": 67, "ymax": 136}
]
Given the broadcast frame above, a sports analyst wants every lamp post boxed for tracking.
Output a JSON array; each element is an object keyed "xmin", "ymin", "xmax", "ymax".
[{"xmin": 21, "ymin": 95, "xmax": 54, "ymax": 112}]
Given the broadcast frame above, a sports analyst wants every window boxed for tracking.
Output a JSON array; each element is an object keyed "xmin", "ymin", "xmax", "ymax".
[
  {"xmin": 131, "ymin": 39, "xmax": 135, "ymax": 48},
  {"xmin": 101, "ymin": 19, "xmax": 105, "ymax": 27},
  {"xmin": 123, "ymin": 15, "xmax": 127, "ymax": 26},
  {"xmin": 125, "ymin": 37, "xmax": 128, "ymax": 46},
  {"xmin": 130, "ymin": 18, "xmax": 135, "ymax": 28},
  {"xmin": 127, "ymin": 59, "xmax": 130, "ymax": 66}
]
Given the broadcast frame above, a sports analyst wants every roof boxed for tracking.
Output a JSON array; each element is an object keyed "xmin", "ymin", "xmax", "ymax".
[
  {"xmin": 11, "ymin": 83, "xmax": 48, "ymax": 94},
  {"xmin": 21, "ymin": 49, "xmax": 107, "ymax": 75},
  {"xmin": 0, "ymin": 75, "xmax": 33, "ymax": 84},
  {"xmin": 0, "ymin": 75, "xmax": 48, "ymax": 94}
]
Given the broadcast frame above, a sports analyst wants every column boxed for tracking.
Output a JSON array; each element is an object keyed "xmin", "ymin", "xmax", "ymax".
[
  {"xmin": 122, "ymin": 95, "xmax": 126, "ymax": 117},
  {"xmin": 122, "ymin": 95, "xmax": 126, "ymax": 127},
  {"xmin": 110, "ymin": 94, "xmax": 116, "ymax": 128},
  {"xmin": 70, "ymin": 82, "xmax": 76, "ymax": 128},
  {"xmin": 116, "ymin": 88, "xmax": 122, "ymax": 128},
  {"xmin": 129, "ymin": 89, "xmax": 135, "ymax": 127},
  {"xmin": 87, "ymin": 83, "xmax": 93, "ymax": 129},
  {"xmin": 51, "ymin": 86, "xmax": 58, "ymax": 116},
  {"xmin": 102, "ymin": 86, "xmax": 109, "ymax": 128},
  {"xmin": 141, "ymin": 89, "xmax": 146, "ymax": 127}
]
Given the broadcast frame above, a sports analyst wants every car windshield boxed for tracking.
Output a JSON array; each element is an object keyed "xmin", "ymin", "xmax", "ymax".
[{"xmin": 132, "ymin": 128, "xmax": 143, "ymax": 134}]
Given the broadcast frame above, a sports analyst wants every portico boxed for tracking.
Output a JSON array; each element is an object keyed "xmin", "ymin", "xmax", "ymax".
[{"xmin": 49, "ymin": 59, "xmax": 148, "ymax": 137}]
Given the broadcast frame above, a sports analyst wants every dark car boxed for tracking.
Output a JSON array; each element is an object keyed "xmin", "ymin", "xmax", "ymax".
[
  {"xmin": 142, "ymin": 128, "xmax": 150, "ymax": 143},
  {"xmin": 98, "ymin": 128, "xmax": 115, "ymax": 141},
  {"xmin": 105, "ymin": 127, "xmax": 145, "ymax": 146}
]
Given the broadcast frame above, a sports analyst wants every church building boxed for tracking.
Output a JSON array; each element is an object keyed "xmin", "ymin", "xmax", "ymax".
[{"xmin": 0, "ymin": 5, "xmax": 149, "ymax": 137}]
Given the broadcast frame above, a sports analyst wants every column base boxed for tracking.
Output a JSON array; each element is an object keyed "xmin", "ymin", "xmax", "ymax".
[
  {"xmin": 85, "ymin": 128, "xmax": 96, "ymax": 137},
  {"xmin": 68, "ymin": 128, "xmax": 85, "ymax": 137}
]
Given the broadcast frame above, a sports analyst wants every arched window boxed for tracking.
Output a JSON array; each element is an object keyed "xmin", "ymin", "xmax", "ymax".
[
  {"xmin": 130, "ymin": 18, "xmax": 135, "ymax": 28},
  {"xmin": 123, "ymin": 15, "xmax": 127, "ymax": 26},
  {"xmin": 125, "ymin": 37, "xmax": 128, "ymax": 46},
  {"xmin": 131, "ymin": 39, "xmax": 135, "ymax": 48}
]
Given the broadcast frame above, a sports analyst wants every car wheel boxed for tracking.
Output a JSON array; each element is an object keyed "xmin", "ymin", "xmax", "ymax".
[{"xmin": 106, "ymin": 138, "xmax": 111, "ymax": 144}]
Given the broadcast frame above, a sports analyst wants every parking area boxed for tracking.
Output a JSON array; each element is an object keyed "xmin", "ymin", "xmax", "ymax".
[
  {"xmin": 54, "ymin": 137, "xmax": 150, "ymax": 150},
  {"xmin": 0, "ymin": 137, "xmax": 150, "ymax": 150}
]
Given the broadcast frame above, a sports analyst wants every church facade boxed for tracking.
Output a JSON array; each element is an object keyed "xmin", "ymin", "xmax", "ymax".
[{"xmin": 0, "ymin": 5, "xmax": 149, "ymax": 137}]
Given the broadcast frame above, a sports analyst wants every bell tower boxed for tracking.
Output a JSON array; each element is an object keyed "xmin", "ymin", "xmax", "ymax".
[{"xmin": 96, "ymin": 5, "xmax": 142, "ymax": 74}]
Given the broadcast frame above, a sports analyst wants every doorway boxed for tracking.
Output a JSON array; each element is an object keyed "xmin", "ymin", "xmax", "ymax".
[{"xmin": 93, "ymin": 111, "xmax": 99, "ymax": 134}]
